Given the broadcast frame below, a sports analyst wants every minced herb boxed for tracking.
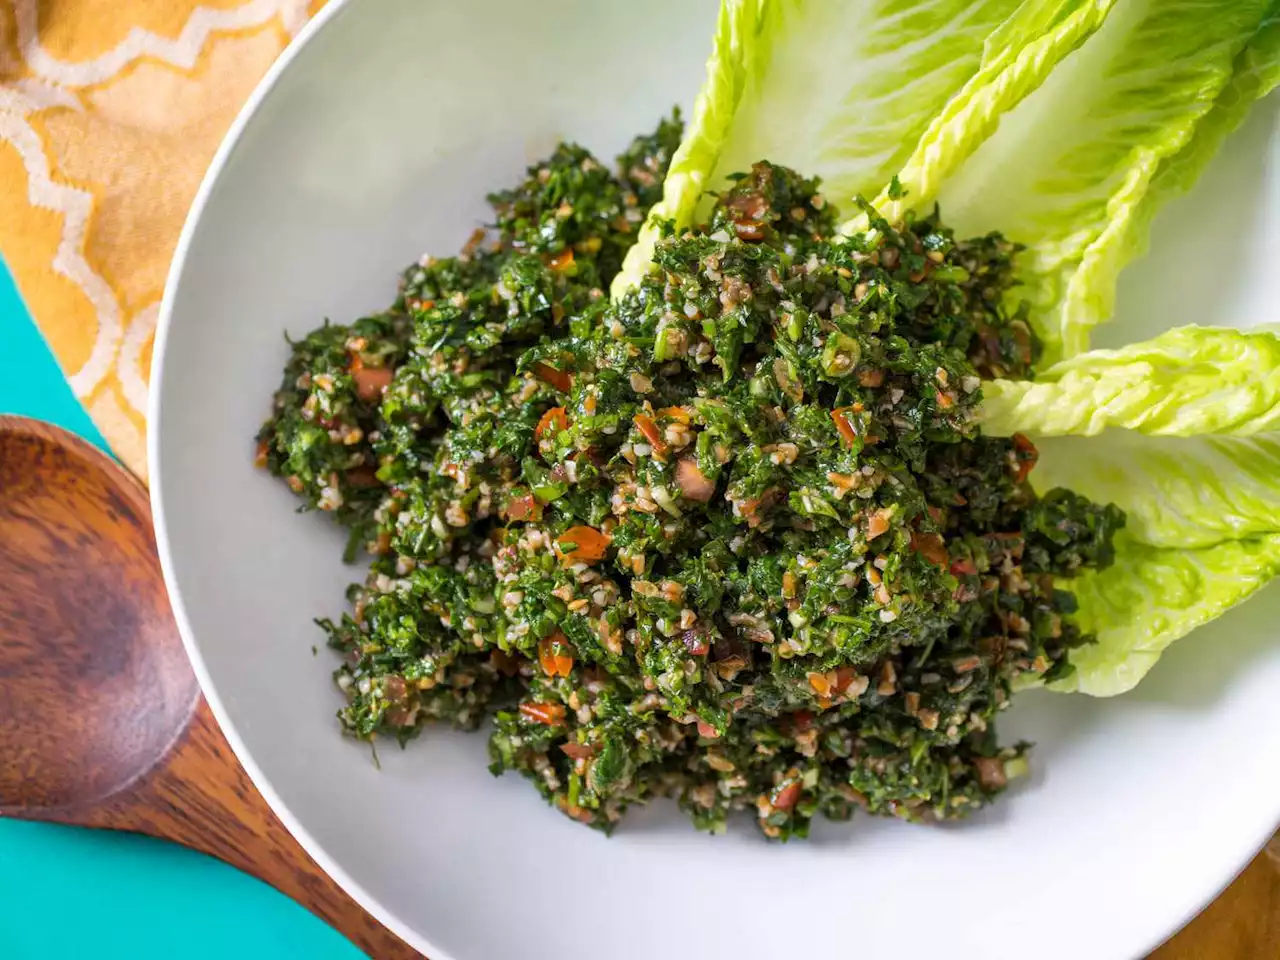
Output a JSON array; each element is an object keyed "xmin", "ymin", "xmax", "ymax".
[{"xmin": 257, "ymin": 114, "xmax": 1123, "ymax": 840}]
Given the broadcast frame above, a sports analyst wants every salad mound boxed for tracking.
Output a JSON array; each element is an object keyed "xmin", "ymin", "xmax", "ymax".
[{"xmin": 258, "ymin": 123, "xmax": 1124, "ymax": 838}]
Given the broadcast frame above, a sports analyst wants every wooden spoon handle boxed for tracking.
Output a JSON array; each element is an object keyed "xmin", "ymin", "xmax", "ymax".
[{"xmin": 92, "ymin": 702, "xmax": 421, "ymax": 959}]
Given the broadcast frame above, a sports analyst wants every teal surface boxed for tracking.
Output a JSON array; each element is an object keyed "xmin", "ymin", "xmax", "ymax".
[{"xmin": 0, "ymin": 261, "xmax": 362, "ymax": 959}]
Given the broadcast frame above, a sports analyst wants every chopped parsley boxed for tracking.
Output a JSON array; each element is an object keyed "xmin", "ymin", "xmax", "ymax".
[{"xmin": 257, "ymin": 115, "xmax": 1123, "ymax": 840}]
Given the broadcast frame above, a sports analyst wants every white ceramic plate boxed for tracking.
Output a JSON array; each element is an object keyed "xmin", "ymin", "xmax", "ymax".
[{"xmin": 151, "ymin": 2, "xmax": 1280, "ymax": 957}]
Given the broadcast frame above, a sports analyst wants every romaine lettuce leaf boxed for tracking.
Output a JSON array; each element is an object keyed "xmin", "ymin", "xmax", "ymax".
[
  {"xmin": 981, "ymin": 326, "xmax": 1280, "ymax": 437},
  {"xmin": 1149, "ymin": 13, "xmax": 1280, "ymax": 201},
  {"xmin": 855, "ymin": 0, "xmax": 1118, "ymax": 230},
  {"xmin": 987, "ymin": 324, "xmax": 1280, "ymax": 693},
  {"xmin": 1088, "ymin": 13, "xmax": 1280, "ymax": 346},
  {"xmin": 1053, "ymin": 533, "xmax": 1280, "ymax": 695},
  {"xmin": 1033, "ymin": 432, "xmax": 1280, "ymax": 548},
  {"xmin": 934, "ymin": 0, "xmax": 1275, "ymax": 362},
  {"xmin": 613, "ymin": 0, "xmax": 1113, "ymax": 295}
]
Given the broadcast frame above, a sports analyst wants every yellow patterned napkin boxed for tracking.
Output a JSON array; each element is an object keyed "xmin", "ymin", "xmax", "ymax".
[{"xmin": 0, "ymin": 0, "xmax": 326, "ymax": 479}]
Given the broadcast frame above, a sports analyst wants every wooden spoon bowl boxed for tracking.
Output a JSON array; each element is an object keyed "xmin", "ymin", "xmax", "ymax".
[
  {"xmin": 0, "ymin": 416, "xmax": 197, "ymax": 811},
  {"xmin": 0, "ymin": 416, "xmax": 418, "ymax": 959}
]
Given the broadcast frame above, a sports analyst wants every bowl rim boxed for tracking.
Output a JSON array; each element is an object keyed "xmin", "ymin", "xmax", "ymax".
[
  {"xmin": 147, "ymin": 0, "xmax": 442, "ymax": 955},
  {"xmin": 147, "ymin": 4, "xmax": 1278, "ymax": 957}
]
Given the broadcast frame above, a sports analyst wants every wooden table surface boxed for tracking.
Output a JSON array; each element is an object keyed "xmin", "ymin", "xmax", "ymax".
[{"xmin": 1153, "ymin": 838, "xmax": 1280, "ymax": 958}]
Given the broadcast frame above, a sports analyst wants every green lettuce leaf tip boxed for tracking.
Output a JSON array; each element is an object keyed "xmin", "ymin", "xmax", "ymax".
[
  {"xmin": 1054, "ymin": 533, "xmax": 1280, "ymax": 696},
  {"xmin": 933, "ymin": 0, "xmax": 1275, "ymax": 362}
]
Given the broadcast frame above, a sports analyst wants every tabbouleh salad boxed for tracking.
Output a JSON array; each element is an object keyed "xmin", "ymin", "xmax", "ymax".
[{"xmin": 256, "ymin": 111, "xmax": 1124, "ymax": 840}]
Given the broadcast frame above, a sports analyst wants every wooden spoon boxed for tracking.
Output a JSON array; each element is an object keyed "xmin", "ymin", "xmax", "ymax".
[{"xmin": 0, "ymin": 416, "xmax": 420, "ymax": 960}]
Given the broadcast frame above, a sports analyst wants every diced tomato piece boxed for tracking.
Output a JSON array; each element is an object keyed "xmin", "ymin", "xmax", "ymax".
[
  {"xmin": 535, "ymin": 406, "xmax": 568, "ymax": 442},
  {"xmin": 772, "ymin": 780, "xmax": 802, "ymax": 812},
  {"xmin": 975, "ymin": 757, "xmax": 1008, "ymax": 791},
  {"xmin": 680, "ymin": 629, "xmax": 710, "ymax": 656},
  {"xmin": 675, "ymin": 457, "xmax": 715, "ymax": 502},
  {"xmin": 561, "ymin": 742, "xmax": 596, "ymax": 760},
  {"xmin": 556, "ymin": 525, "xmax": 611, "ymax": 564},
  {"xmin": 547, "ymin": 249, "xmax": 575, "ymax": 272},
  {"xmin": 866, "ymin": 508, "xmax": 892, "ymax": 540},
  {"xmin": 381, "ymin": 676, "xmax": 410, "ymax": 702},
  {"xmin": 533, "ymin": 362, "xmax": 573, "ymax": 393},
  {"xmin": 831, "ymin": 408, "xmax": 858, "ymax": 447},
  {"xmin": 833, "ymin": 666, "xmax": 859, "ymax": 694},
  {"xmin": 807, "ymin": 672, "xmax": 833, "ymax": 697},
  {"xmin": 349, "ymin": 353, "xmax": 394, "ymax": 402},
  {"xmin": 911, "ymin": 531, "xmax": 949, "ymax": 567},
  {"xmin": 1011, "ymin": 432, "xmax": 1039, "ymax": 483},
  {"xmin": 632, "ymin": 414, "xmax": 668, "ymax": 457},
  {"xmin": 519, "ymin": 701, "xmax": 566, "ymax": 726},
  {"xmin": 538, "ymin": 632, "xmax": 575, "ymax": 677},
  {"xmin": 505, "ymin": 493, "xmax": 542, "ymax": 523}
]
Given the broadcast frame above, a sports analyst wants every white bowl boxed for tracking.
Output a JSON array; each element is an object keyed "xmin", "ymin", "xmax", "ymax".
[{"xmin": 151, "ymin": 2, "xmax": 1280, "ymax": 957}]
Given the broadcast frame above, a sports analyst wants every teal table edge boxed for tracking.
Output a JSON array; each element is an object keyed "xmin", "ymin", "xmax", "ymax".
[{"xmin": 0, "ymin": 259, "xmax": 360, "ymax": 960}]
